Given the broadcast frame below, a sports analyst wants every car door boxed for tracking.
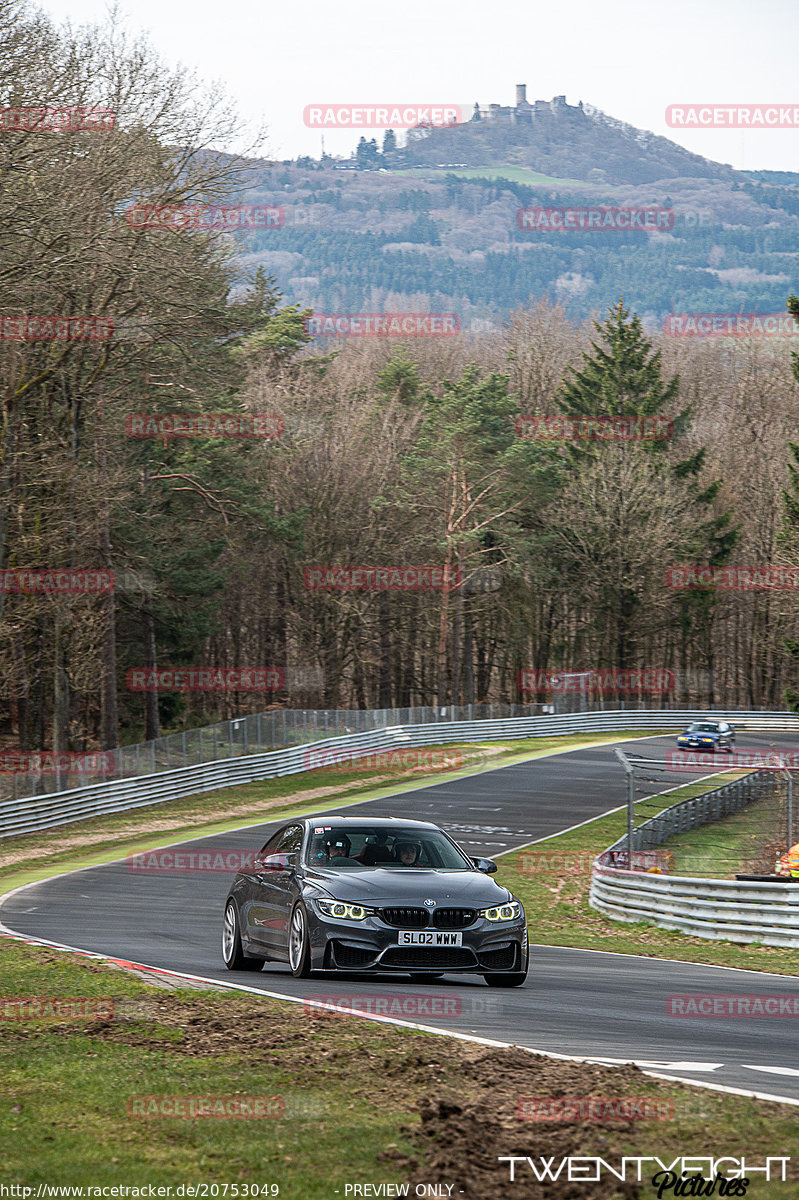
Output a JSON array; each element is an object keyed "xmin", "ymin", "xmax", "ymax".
[
  {"xmin": 242, "ymin": 827, "xmax": 286, "ymax": 950},
  {"xmin": 250, "ymin": 823, "xmax": 304, "ymax": 955}
]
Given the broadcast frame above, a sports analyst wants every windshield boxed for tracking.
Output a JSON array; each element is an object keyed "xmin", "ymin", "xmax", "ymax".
[
  {"xmin": 687, "ymin": 723, "xmax": 720, "ymax": 733},
  {"xmin": 306, "ymin": 825, "xmax": 473, "ymax": 870}
]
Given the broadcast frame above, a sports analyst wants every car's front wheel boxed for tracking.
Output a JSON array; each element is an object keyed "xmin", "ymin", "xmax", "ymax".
[
  {"xmin": 288, "ymin": 903, "xmax": 313, "ymax": 978},
  {"xmin": 222, "ymin": 901, "xmax": 264, "ymax": 971}
]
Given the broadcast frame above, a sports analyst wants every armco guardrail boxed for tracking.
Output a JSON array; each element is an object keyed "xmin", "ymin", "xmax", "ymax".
[
  {"xmin": 590, "ymin": 771, "xmax": 799, "ymax": 949},
  {"xmin": 9, "ymin": 702, "xmax": 799, "ymax": 803},
  {"xmin": 0, "ymin": 708, "xmax": 700, "ymax": 839},
  {"xmin": 3, "ymin": 708, "xmax": 799, "ymax": 841}
]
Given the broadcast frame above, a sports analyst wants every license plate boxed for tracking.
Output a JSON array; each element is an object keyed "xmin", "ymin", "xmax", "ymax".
[{"xmin": 397, "ymin": 931, "xmax": 462, "ymax": 946}]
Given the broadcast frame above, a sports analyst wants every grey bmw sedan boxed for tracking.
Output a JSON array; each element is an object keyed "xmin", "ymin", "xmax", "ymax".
[{"xmin": 222, "ymin": 816, "xmax": 528, "ymax": 986}]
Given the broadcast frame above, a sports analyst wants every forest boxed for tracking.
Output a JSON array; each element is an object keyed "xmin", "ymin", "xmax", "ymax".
[{"xmin": 2, "ymin": 0, "xmax": 799, "ymax": 764}]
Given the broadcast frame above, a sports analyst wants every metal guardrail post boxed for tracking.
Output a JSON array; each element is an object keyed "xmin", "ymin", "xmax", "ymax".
[
  {"xmin": 613, "ymin": 748, "xmax": 635, "ymax": 869},
  {"xmin": 782, "ymin": 765, "xmax": 794, "ymax": 851}
]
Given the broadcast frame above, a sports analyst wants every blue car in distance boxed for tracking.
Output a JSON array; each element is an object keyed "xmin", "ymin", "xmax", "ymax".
[{"xmin": 676, "ymin": 720, "xmax": 735, "ymax": 753}]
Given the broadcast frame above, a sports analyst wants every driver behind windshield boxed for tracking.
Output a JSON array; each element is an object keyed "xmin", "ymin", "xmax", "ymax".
[{"xmin": 314, "ymin": 832, "xmax": 351, "ymax": 863}]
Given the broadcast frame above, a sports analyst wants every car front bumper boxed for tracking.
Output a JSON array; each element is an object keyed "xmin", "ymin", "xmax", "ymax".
[{"xmin": 306, "ymin": 910, "xmax": 529, "ymax": 974}]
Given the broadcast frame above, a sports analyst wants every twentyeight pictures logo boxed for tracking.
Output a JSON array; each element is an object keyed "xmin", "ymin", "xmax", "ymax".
[
  {"xmin": 304, "ymin": 314, "xmax": 460, "ymax": 338},
  {"xmin": 303, "ymin": 104, "xmax": 465, "ymax": 128}
]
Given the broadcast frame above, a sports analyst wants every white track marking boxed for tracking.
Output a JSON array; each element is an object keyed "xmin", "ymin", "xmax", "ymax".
[{"xmin": 741, "ymin": 1065, "xmax": 799, "ymax": 1077}]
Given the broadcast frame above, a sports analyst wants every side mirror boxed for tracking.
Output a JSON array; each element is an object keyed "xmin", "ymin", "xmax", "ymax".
[
  {"xmin": 472, "ymin": 857, "xmax": 497, "ymax": 874},
  {"xmin": 261, "ymin": 853, "xmax": 295, "ymax": 872}
]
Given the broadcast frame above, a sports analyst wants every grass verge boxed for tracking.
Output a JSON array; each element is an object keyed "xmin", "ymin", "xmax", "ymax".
[
  {"xmin": 494, "ymin": 777, "xmax": 799, "ymax": 975},
  {"xmin": 1, "ymin": 937, "xmax": 798, "ymax": 1198},
  {"xmin": 665, "ymin": 785, "xmax": 791, "ymax": 877}
]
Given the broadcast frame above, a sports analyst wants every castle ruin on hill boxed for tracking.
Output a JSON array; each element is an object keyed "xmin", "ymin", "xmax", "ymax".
[{"xmin": 472, "ymin": 85, "xmax": 584, "ymax": 122}]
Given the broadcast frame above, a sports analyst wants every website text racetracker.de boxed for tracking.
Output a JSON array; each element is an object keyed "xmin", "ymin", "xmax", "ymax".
[{"xmin": 0, "ymin": 1188, "xmax": 278, "ymax": 1198}]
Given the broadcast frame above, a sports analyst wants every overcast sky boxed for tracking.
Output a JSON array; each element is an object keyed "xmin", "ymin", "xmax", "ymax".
[{"xmin": 40, "ymin": 0, "xmax": 799, "ymax": 170}]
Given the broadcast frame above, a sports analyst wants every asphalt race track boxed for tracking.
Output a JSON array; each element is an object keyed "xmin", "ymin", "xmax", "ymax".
[{"xmin": 4, "ymin": 732, "xmax": 799, "ymax": 1103}]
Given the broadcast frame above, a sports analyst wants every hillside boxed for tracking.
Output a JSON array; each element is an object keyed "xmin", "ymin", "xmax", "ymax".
[
  {"xmin": 227, "ymin": 95, "xmax": 799, "ymax": 326},
  {"xmin": 395, "ymin": 94, "xmax": 738, "ymax": 186}
]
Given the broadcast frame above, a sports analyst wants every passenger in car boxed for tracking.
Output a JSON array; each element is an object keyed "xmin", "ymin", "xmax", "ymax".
[{"xmin": 396, "ymin": 841, "xmax": 423, "ymax": 867}]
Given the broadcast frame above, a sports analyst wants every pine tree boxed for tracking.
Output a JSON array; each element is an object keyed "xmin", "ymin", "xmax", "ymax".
[{"xmin": 558, "ymin": 298, "xmax": 686, "ymax": 440}]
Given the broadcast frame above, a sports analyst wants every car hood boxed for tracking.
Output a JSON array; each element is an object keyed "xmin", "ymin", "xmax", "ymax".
[
  {"xmin": 680, "ymin": 731, "xmax": 718, "ymax": 739},
  {"xmin": 304, "ymin": 868, "xmax": 513, "ymax": 906}
]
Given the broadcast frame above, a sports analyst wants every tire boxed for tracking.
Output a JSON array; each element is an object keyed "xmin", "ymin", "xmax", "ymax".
[
  {"xmin": 288, "ymin": 903, "xmax": 313, "ymax": 978},
  {"xmin": 483, "ymin": 970, "xmax": 528, "ymax": 988},
  {"xmin": 222, "ymin": 900, "xmax": 264, "ymax": 971}
]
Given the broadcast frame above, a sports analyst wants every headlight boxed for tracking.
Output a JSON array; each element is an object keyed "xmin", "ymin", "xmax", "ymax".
[
  {"xmin": 480, "ymin": 901, "xmax": 522, "ymax": 922},
  {"xmin": 316, "ymin": 899, "xmax": 373, "ymax": 921}
]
